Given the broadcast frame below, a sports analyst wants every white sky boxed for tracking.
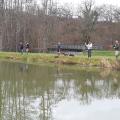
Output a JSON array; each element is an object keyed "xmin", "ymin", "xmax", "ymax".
[
  {"xmin": 36, "ymin": 0, "xmax": 120, "ymax": 15},
  {"xmin": 36, "ymin": 0, "xmax": 120, "ymax": 7},
  {"xmin": 55, "ymin": 0, "xmax": 120, "ymax": 15},
  {"xmin": 57, "ymin": 0, "xmax": 120, "ymax": 6}
]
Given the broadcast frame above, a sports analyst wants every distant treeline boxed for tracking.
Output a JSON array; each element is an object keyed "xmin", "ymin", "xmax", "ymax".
[{"xmin": 0, "ymin": 0, "xmax": 120, "ymax": 51}]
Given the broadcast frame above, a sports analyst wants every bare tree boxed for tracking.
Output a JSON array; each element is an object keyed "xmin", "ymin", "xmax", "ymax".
[
  {"xmin": 1, "ymin": 0, "xmax": 120, "ymax": 52},
  {"xmin": 99, "ymin": 5, "xmax": 115, "ymax": 22},
  {"xmin": 77, "ymin": 0, "xmax": 99, "ymax": 43},
  {"xmin": 57, "ymin": 4, "xmax": 73, "ymax": 18},
  {"xmin": 114, "ymin": 7, "xmax": 120, "ymax": 22}
]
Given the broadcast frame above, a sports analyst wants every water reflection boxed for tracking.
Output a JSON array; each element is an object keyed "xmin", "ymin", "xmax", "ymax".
[
  {"xmin": 53, "ymin": 99, "xmax": 120, "ymax": 120},
  {"xmin": 0, "ymin": 61, "xmax": 120, "ymax": 120},
  {"xmin": 19, "ymin": 63, "xmax": 29, "ymax": 73}
]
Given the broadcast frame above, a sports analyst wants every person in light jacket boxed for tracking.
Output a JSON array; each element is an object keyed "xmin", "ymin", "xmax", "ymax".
[{"xmin": 85, "ymin": 41, "xmax": 93, "ymax": 58}]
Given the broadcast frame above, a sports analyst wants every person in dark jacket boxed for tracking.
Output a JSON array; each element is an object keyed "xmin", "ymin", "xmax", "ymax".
[
  {"xmin": 113, "ymin": 40, "xmax": 120, "ymax": 59},
  {"xmin": 19, "ymin": 42, "xmax": 24, "ymax": 54},
  {"xmin": 26, "ymin": 42, "xmax": 30, "ymax": 54},
  {"xmin": 57, "ymin": 42, "xmax": 61, "ymax": 55}
]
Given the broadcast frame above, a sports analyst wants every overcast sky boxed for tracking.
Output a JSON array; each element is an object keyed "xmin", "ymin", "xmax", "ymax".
[
  {"xmin": 36, "ymin": 0, "xmax": 120, "ymax": 15},
  {"xmin": 37, "ymin": 0, "xmax": 120, "ymax": 7},
  {"xmin": 57, "ymin": 0, "xmax": 120, "ymax": 6}
]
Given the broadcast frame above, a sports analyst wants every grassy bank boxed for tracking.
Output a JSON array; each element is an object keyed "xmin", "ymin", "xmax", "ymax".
[{"xmin": 0, "ymin": 51, "xmax": 119, "ymax": 70}]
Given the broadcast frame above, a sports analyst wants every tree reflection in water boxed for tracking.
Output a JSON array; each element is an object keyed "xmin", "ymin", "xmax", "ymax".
[{"xmin": 0, "ymin": 61, "xmax": 119, "ymax": 120}]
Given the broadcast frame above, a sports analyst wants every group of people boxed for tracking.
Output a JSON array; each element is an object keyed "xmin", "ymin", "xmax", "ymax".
[
  {"xmin": 19, "ymin": 42, "xmax": 30, "ymax": 54},
  {"xmin": 57, "ymin": 40, "xmax": 120, "ymax": 59},
  {"xmin": 85, "ymin": 40, "xmax": 120, "ymax": 59}
]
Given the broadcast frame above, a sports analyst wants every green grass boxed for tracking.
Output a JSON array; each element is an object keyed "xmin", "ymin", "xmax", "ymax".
[
  {"xmin": 93, "ymin": 50, "xmax": 114, "ymax": 57},
  {"xmin": 0, "ymin": 51, "xmax": 118, "ymax": 68}
]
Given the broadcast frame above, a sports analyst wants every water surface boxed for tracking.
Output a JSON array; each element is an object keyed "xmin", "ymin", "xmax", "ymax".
[{"xmin": 0, "ymin": 61, "xmax": 120, "ymax": 120}]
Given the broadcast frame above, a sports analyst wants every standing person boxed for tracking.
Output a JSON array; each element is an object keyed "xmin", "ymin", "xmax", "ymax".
[
  {"xmin": 57, "ymin": 42, "xmax": 61, "ymax": 55},
  {"xmin": 113, "ymin": 40, "xmax": 120, "ymax": 59},
  {"xmin": 85, "ymin": 41, "xmax": 93, "ymax": 58},
  {"xmin": 26, "ymin": 42, "xmax": 30, "ymax": 54},
  {"xmin": 19, "ymin": 42, "xmax": 24, "ymax": 54}
]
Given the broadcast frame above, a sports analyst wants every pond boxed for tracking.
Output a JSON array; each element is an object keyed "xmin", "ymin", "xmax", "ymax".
[{"xmin": 0, "ymin": 61, "xmax": 120, "ymax": 120}]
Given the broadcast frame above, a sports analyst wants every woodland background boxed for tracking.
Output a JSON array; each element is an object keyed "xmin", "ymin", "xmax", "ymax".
[{"xmin": 0, "ymin": 0, "xmax": 120, "ymax": 51}]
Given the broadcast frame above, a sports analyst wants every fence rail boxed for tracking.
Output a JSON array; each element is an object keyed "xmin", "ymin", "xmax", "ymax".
[{"xmin": 48, "ymin": 44, "xmax": 103, "ymax": 52}]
